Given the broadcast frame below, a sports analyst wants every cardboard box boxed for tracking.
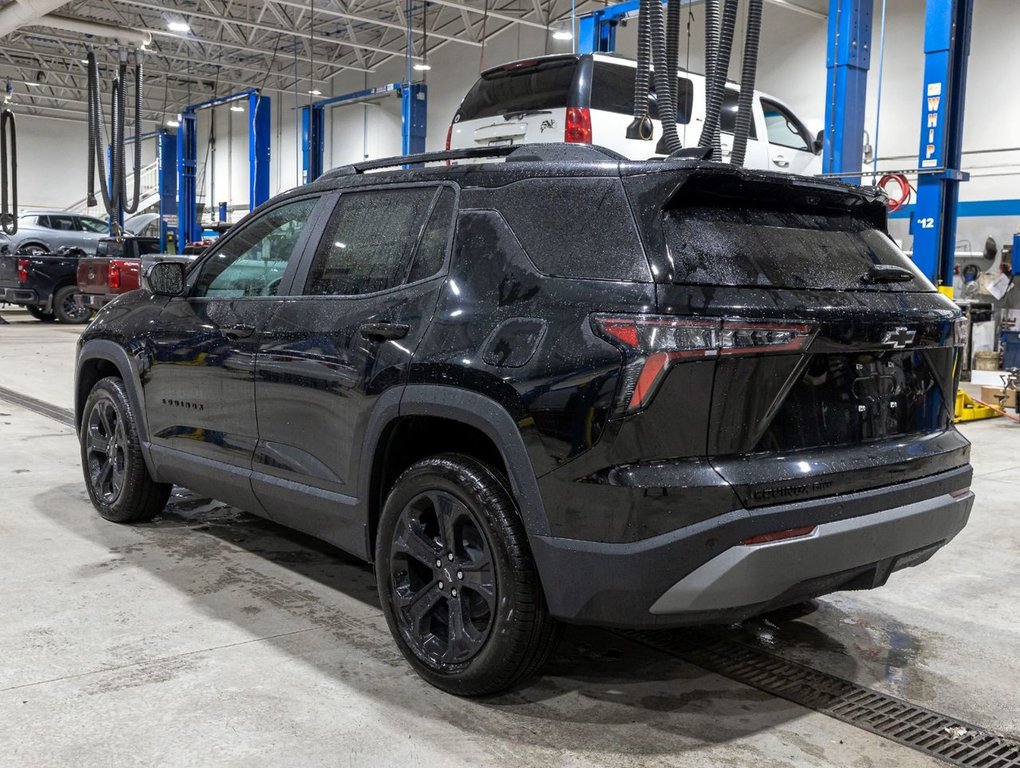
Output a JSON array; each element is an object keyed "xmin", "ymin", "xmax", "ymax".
[{"xmin": 980, "ymin": 386, "xmax": 1018, "ymax": 410}]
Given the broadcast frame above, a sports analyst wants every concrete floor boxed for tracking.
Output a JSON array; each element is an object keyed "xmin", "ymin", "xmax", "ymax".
[{"xmin": 1, "ymin": 305, "xmax": 1018, "ymax": 767}]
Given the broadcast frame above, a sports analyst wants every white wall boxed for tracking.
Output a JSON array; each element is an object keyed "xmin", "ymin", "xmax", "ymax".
[{"xmin": 15, "ymin": 0, "xmax": 1020, "ymax": 260}]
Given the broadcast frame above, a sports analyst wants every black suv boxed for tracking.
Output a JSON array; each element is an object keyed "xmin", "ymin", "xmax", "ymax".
[{"xmin": 75, "ymin": 144, "xmax": 974, "ymax": 695}]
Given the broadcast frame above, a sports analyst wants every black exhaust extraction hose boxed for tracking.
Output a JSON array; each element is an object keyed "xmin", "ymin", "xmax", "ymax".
[
  {"xmin": 626, "ymin": 0, "xmax": 654, "ymax": 141},
  {"xmin": 87, "ymin": 51, "xmax": 114, "ymax": 215},
  {"xmin": 0, "ymin": 109, "xmax": 17, "ymax": 236},
  {"xmin": 731, "ymin": 0, "xmax": 762, "ymax": 167},
  {"xmin": 123, "ymin": 52, "xmax": 143, "ymax": 214},
  {"xmin": 699, "ymin": 0, "xmax": 720, "ymax": 154},
  {"xmin": 700, "ymin": 0, "xmax": 738, "ymax": 160},
  {"xmin": 655, "ymin": 0, "xmax": 684, "ymax": 154},
  {"xmin": 650, "ymin": 0, "xmax": 681, "ymax": 154}
]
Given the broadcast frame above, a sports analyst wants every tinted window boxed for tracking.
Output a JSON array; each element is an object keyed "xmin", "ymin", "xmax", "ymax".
[
  {"xmin": 408, "ymin": 188, "xmax": 455, "ymax": 284},
  {"xmin": 661, "ymin": 206, "xmax": 932, "ymax": 291},
  {"xmin": 590, "ymin": 63, "xmax": 694, "ymax": 125},
  {"xmin": 78, "ymin": 217, "xmax": 109, "ymax": 233},
  {"xmin": 492, "ymin": 178, "xmax": 650, "ymax": 281},
  {"xmin": 42, "ymin": 215, "xmax": 77, "ymax": 231},
  {"xmin": 193, "ymin": 198, "xmax": 316, "ymax": 298},
  {"xmin": 761, "ymin": 97, "xmax": 811, "ymax": 151},
  {"xmin": 305, "ymin": 187, "xmax": 438, "ymax": 296},
  {"xmin": 720, "ymin": 89, "xmax": 757, "ymax": 139},
  {"xmin": 456, "ymin": 59, "xmax": 577, "ymax": 122}
]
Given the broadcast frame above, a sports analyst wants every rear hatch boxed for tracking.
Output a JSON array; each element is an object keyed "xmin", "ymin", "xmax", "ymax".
[
  {"xmin": 619, "ymin": 166, "xmax": 967, "ymax": 505},
  {"xmin": 449, "ymin": 56, "xmax": 580, "ymax": 149}
]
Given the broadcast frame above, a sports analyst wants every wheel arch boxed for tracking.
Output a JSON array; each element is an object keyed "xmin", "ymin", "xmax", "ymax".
[
  {"xmin": 362, "ymin": 384, "xmax": 549, "ymax": 558},
  {"xmin": 75, "ymin": 340, "xmax": 152, "ymax": 458}
]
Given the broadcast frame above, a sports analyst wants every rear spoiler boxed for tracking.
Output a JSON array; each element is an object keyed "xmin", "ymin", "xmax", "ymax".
[{"xmin": 662, "ymin": 167, "xmax": 889, "ymax": 231}]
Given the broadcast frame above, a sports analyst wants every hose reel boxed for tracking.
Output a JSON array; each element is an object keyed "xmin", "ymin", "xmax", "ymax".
[{"xmin": 86, "ymin": 49, "xmax": 144, "ymax": 222}]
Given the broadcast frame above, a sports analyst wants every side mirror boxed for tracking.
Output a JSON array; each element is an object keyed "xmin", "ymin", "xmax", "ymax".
[
  {"xmin": 145, "ymin": 261, "xmax": 186, "ymax": 296},
  {"xmin": 812, "ymin": 130, "xmax": 824, "ymax": 155}
]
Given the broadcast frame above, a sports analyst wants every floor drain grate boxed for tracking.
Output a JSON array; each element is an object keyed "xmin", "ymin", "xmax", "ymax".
[
  {"xmin": 0, "ymin": 385, "xmax": 75, "ymax": 427},
  {"xmin": 618, "ymin": 629, "xmax": 1020, "ymax": 767}
]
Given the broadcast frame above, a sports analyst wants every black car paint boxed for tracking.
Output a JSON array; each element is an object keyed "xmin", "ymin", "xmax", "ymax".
[
  {"xmin": 76, "ymin": 145, "xmax": 971, "ymax": 626},
  {"xmin": 0, "ymin": 248, "xmax": 81, "ymax": 312}
]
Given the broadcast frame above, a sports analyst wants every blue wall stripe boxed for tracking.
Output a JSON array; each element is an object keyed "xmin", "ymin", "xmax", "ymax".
[{"xmin": 889, "ymin": 199, "xmax": 1020, "ymax": 219}]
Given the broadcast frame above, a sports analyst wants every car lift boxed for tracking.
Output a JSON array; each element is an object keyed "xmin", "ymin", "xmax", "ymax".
[
  {"xmin": 177, "ymin": 88, "xmax": 271, "ymax": 245},
  {"xmin": 300, "ymin": 81, "xmax": 427, "ymax": 184},
  {"xmin": 824, "ymin": 0, "xmax": 974, "ymax": 293},
  {"xmin": 120, "ymin": 130, "xmax": 178, "ymax": 253}
]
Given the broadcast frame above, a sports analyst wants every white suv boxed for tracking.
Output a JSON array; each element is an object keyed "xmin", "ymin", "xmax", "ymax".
[{"xmin": 447, "ymin": 53, "xmax": 821, "ymax": 175}]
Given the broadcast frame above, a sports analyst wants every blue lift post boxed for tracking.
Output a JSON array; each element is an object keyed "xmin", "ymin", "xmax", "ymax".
[
  {"xmin": 822, "ymin": 0, "xmax": 872, "ymax": 185},
  {"xmin": 114, "ymin": 131, "xmax": 178, "ymax": 253},
  {"xmin": 177, "ymin": 88, "xmax": 271, "ymax": 245},
  {"xmin": 301, "ymin": 81, "xmax": 427, "ymax": 185},
  {"xmin": 909, "ymin": 0, "xmax": 973, "ymax": 291}
]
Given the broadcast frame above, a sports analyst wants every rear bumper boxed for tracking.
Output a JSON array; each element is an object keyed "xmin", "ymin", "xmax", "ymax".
[
  {"xmin": 531, "ymin": 466, "xmax": 973, "ymax": 627},
  {"xmin": 0, "ymin": 287, "xmax": 39, "ymax": 304}
]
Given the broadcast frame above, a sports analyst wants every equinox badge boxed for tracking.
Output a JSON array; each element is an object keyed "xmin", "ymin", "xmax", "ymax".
[{"xmin": 881, "ymin": 327, "xmax": 916, "ymax": 349}]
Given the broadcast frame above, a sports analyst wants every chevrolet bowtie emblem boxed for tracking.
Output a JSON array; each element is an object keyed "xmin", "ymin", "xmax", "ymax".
[{"xmin": 881, "ymin": 326, "xmax": 916, "ymax": 349}]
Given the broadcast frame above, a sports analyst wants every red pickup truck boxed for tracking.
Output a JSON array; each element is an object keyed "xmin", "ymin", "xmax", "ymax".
[{"xmin": 76, "ymin": 237, "xmax": 162, "ymax": 310}]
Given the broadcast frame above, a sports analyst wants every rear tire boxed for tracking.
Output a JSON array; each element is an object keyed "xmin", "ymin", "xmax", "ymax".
[
  {"xmin": 80, "ymin": 376, "xmax": 171, "ymax": 523},
  {"xmin": 376, "ymin": 454, "xmax": 559, "ymax": 696},
  {"xmin": 26, "ymin": 305, "xmax": 56, "ymax": 322},
  {"xmin": 52, "ymin": 285, "xmax": 90, "ymax": 324}
]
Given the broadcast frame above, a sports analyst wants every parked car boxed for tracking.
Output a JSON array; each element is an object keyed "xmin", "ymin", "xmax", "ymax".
[
  {"xmin": 447, "ymin": 53, "xmax": 822, "ymax": 174},
  {"xmin": 75, "ymin": 143, "xmax": 972, "ymax": 696},
  {"xmin": 0, "ymin": 245, "xmax": 92, "ymax": 322},
  {"xmin": 0, "ymin": 211, "xmax": 114, "ymax": 256},
  {"xmin": 76, "ymin": 236, "xmax": 165, "ymax": 311}
]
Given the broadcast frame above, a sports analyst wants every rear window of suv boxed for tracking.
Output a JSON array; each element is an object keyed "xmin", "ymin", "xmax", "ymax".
[
  {"xmin": 456, "ymin": 59, "xmax": 577, "ymax": 122},
  {"xmin": 661, "ymin": 206, "xmax": 932, "ymax": 291},
  {"xmin": 590, "ymin": 62, "xmax": 695, "ymax": 124}
]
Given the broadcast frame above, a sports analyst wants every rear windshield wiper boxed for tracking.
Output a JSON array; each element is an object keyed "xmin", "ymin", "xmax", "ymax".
[{"xmin": 862, "ymin": 264, "xmax": 915, "ymax": 284}]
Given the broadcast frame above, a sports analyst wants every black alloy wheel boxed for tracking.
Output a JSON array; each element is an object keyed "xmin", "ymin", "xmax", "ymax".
[
  {"xmin": 53, "ymin": 285, "xmax": 91, "ymax": 324},
  {"xmin": 80, "ymin": 376, "xmax": 171, "ymax": 523},
  {"xmin": 389, "ymin": 489, "xmax": 497, "ymax": 667},
  {"xmin": 376, "ymin": 454, "xmax": 559, "ymax": 696},
  {"xmin": 84, "ymin": 397, "xmax": 128, "ymax": 505}
]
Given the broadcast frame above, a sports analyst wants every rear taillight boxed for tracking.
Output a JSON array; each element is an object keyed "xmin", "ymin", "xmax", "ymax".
[
  {"xmin": 740, "ymin": 526, "xmax": 816, "ymax": 546},
  {"xmin": 445, "ymin": 123, "xmax": 453, "ymax": 151},
  {"xmin": 108, "ymin": 262, "xmax": 121, "ymax": 290},
  {"xmin": 592, "ymin": 314, "xmax": 816, "ymax": 414},
  {"xmin": 16, "ymin": 258, "xmax": 29, "ymax": 283},
  {"xmin": 953, "ymin": 316, "xmax": 968, "ymax": 347},
  {"xmin": 564, "ymin": 107, "xmax": 592, "ymax": 144}
]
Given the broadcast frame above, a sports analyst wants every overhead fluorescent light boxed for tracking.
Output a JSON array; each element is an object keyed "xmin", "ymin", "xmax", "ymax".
[
  {"xmin": 412, "ymin": 63, "xmax": 431, "ymax": 71},
  {"xmin": 552, "ymin": 29, "xmax": 573, "ymax": 41},
  {"xmin": 308, "ymin": 89, "xmax": 322, "ymax": 96},
  {"xmin": 22, "ymin": 81, "xmax": 43, "ymax": 87},
  {"xmin": 167, "ymin": 20, "xmax": 190, "ymax": 32},
  {"xmin": 230, "ymin": 105, "xmax": 243, "ymax": 112},
  {"xmin": 166, "ymin": 119, "xmax": 180, "ymax": 127}
]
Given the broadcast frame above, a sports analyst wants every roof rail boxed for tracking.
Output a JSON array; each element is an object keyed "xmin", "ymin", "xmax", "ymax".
[
  {"xmin": 323, "ymin": 142, "xmax": 626, "ymax": 178},
  {"xmin": 325, "ymin": 145, "xmax": 516, "ymax": 177}
]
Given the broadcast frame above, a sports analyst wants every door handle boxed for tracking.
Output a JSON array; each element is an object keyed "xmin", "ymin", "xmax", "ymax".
[
  {"xmin": 359, "ymin": 322, "xmax": 410, "ymax": 342},
  {"xmin": 222, "ymin": 323, "xmax": 255, "ymax": 339},
  {"xmin": 772, "ymin": 156, "xmax": 790, "ymax": 168}
]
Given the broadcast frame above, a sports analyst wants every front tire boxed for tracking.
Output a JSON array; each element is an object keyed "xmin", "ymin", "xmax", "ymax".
[
  {"xmin": 53, "ymin": 285, "xmax": 91, "ymax": 324},
  {"xmin": 26, "ymin": 304, "xmax": 56, "ymax": 322},
  {"xmin": 80, "ymin": 376, "xmax": 171, "ymax": 523},
  {"xmin": 376, "ymin": 454, "xmax": 558, "ymax": 696}
]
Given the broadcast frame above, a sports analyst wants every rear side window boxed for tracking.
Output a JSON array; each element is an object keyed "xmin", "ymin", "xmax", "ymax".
[
  {"xmin": 408, "ymin": 188, "xmax": 455, "ymax": 284},
  {"xmin": 662, "ymin": 206, "xmax": 932, "ymax": 291},
  {"xmin": 456, "ymin": 59, "xmax": 577, "ymax": 122},
  {"xmin": 590, "ymin": 63, "xmax": 694, "ymax": 125},
  {"xmin": 720, "ymin": 89, "xmax": 757, "ymax": 139},
  {"xmin": 492, "ymin": 178, "xmax": 650, "ymax": 281},
  {"xmin": 305, "ymin": 187, "xmax": 440, "ymax": 296}
]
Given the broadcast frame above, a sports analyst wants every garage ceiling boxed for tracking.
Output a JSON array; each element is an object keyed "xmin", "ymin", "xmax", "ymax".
[{"xmin": 0, "ymin": 0, "xmax": 587, "ymax": 124}]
